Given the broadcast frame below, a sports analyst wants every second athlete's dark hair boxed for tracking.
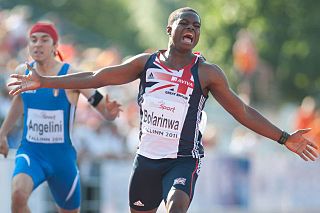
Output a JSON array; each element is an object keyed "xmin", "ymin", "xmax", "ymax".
[{"xmin": 168, "ymin": 7, "xmax": 200, "ymax": 26}]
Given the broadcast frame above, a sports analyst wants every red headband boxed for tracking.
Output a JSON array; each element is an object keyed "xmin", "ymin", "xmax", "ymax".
[{"xmin": 29, "ymin": 22, "xmax": 59, "ymax": 44}]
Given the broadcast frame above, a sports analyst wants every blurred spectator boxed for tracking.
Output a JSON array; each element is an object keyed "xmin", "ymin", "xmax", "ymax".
[
  {"xmin": 201, "ymin": 123, "xmax": 219, "ymax": 153},
  {"xmin": 294, "ymin": 96, "xmax": 320, "ymax": 150},
  {"xmin": 229, "ymin": 126, "xmax": 258, "ymax": 156},
  {"xmin": 233, "ymin": 29, "xmax": 277, "ymax": 105},
  {"xmin": 74, "ymin": 121, "xmax": 128, "ymax": 162},
  {"xmin": 295, "ymin": 96, "xmax": 317, "ymax": 130},
  {"xmin": 233, "ymin": 29, "xmax": 258, "ymax": 76}
]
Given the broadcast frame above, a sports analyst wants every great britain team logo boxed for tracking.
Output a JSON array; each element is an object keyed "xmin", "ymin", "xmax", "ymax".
[{"xmin": 146, "ymin": 66, "xmax": 194, "ymax": 97}]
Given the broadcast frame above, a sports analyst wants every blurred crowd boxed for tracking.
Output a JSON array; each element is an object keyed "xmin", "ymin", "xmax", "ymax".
[{"xmin": 0, "ymin": 5, "xmax": 139, "ymax": 161}]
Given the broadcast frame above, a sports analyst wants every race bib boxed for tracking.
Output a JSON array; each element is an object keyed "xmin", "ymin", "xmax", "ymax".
[
  {"xmin": 26, "ymin": 109, "xmax": 64, "ymax": 143},
  {"xmin": 141, "ymin": 96, "xmax": 187, "ymax": 139}
]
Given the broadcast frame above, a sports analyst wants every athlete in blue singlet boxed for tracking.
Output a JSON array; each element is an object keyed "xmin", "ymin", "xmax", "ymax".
[
  {"xmin": 0, "ymin": 22, "xmax": 121, "ymax": 213},
  {"xmin": 7, "ymin": 8, "xmax": 318, "ymax": 213}
]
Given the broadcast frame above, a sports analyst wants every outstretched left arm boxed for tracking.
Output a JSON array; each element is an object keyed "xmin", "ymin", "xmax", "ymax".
[{"xmin": 201, "ymin": 62, "xmax": 318, "ymax": 161}]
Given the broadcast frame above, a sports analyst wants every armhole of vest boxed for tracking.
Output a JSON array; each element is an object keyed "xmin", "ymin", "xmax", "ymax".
[
  {"xmin": 58, "ymin": 63, "xmax": 71, "ymax": 101},
  {"xmin": 194, "ymin": 59, "xmax": 209, "ymax": 99},
  {"xmin": 58, "ymin": 63, "xmax": 70, "ymax": 76}
]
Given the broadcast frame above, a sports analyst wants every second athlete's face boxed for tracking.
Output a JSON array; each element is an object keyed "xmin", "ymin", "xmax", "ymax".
[
  {"xmin": 168, "ymin": 11, "xmax": 201, "ymax": 51},
  {"xmin": 29, "ymin": 32, "xmax": 56, "ymax": 61}
]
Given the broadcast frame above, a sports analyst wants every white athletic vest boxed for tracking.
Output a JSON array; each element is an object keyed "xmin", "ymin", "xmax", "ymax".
[{"xmin": 137, "ymin": 51, "xmax": 208, "ymax": 159}]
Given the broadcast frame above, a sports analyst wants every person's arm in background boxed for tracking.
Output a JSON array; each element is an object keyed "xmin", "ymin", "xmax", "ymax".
[
  {"xmin": 8, "ymin": 53, "xmax": 151, "ymax": 95},
  {"xmin": 80, "ymin": 89, "xmax": 122, "ymax": 121},
  {"xmin": 0, "ymin": 65, "xmax": 25, "ymax": 157},
  {"xmin": 200, "ymin": 62, "xmax": 318, "ymax": 161}
]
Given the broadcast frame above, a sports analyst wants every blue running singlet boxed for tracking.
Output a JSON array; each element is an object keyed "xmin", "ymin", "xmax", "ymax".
[{"xmin": 13, "ymin": 62, "xmax": 80, "ymax": 210}]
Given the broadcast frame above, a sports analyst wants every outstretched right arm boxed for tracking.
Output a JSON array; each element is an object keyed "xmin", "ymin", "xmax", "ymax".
[
  {"xmin": 202, "ymin": 62, "xmax": 318, "ymax": 161},
  {"xmin": 9, "ymin": 53, "xmax": 151, "ymax": 95}
]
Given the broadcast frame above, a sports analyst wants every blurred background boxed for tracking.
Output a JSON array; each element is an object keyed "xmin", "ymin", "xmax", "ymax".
[{"xmin": 1, "ymin": 0, "xmax": 320, "ymax": 212}]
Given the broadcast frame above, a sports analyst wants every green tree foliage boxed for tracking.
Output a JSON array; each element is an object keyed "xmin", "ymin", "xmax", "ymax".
[
  {"xmin": 188, "ymin": 0, "xmax": 320, "ymax": 102},
  {"xmin": 124, "ymin": 0, "xmax": 185, "ymax": 51},
  {"xmin": 1, "ymin": 0, "xmax": 142, "ymax": 54},
  {"xmin": 1, "ymin": 0, "xmax": 319, "ymax": 102}
]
